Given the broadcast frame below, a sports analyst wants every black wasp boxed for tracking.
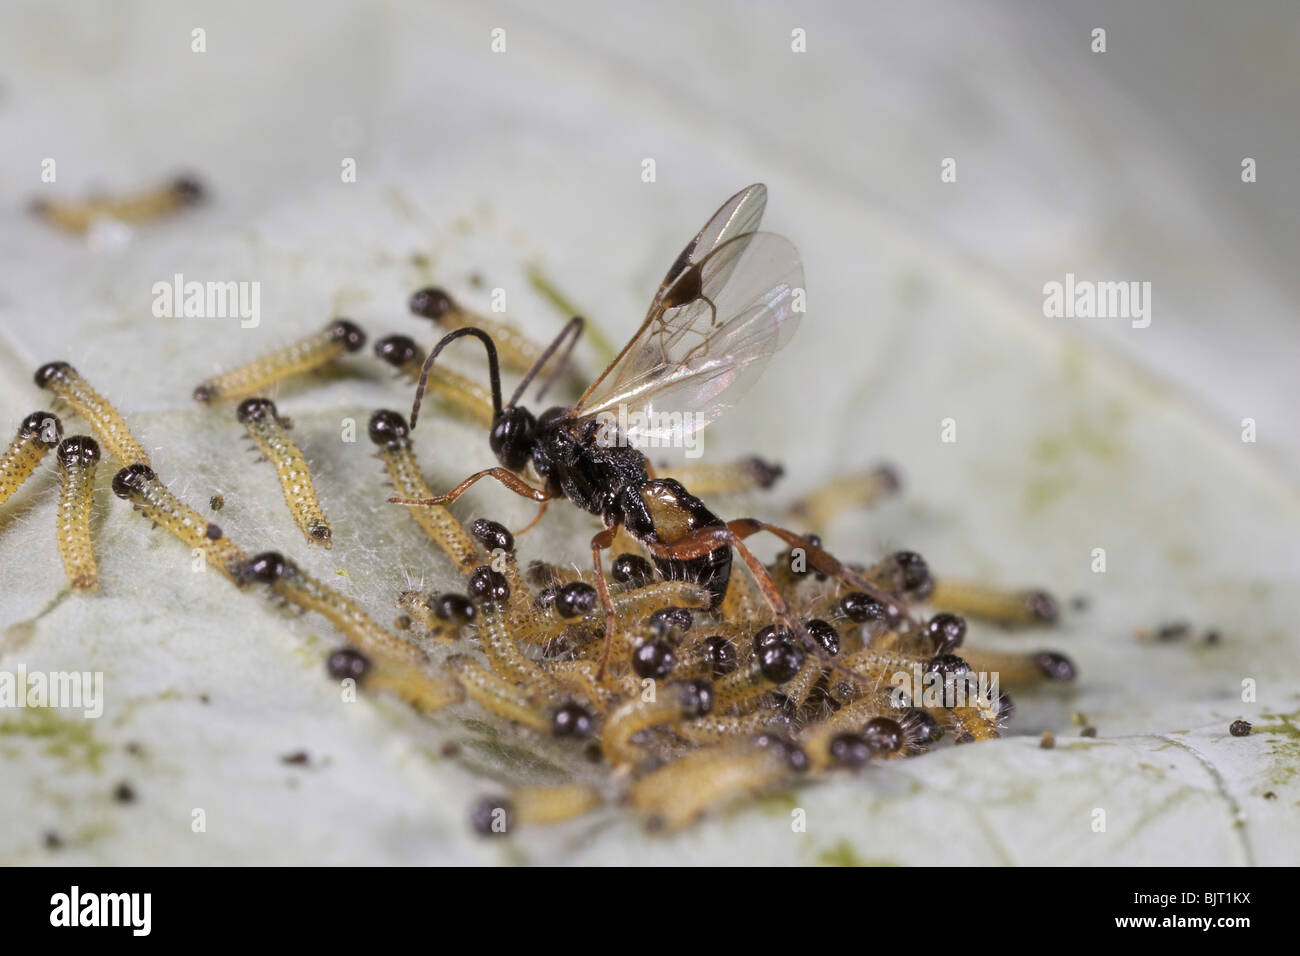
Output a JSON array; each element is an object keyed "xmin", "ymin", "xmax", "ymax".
[{"xmin": 395, "ymin": 184, "xmax": 908, "ymax": 672}]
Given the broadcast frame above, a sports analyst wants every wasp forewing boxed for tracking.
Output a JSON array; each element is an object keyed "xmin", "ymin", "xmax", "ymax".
[{"xmin": 573, "ymin": 184, "xmax": 803, "ymax": 446}]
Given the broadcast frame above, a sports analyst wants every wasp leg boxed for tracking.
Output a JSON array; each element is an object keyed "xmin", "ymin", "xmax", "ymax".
[
  {"xmin": 640, "ymin": 524, "xmax": 797, "ymax": 638},
  {"xmin": 725, "ymin": 518, "xmax": 916, "ymax": 625},
  {"xmin": 645, "ymin": 522, "xmax": 908, "ymax": 693},
  {"xmin": 590, "ymin": 525, "xmax": 619, "ymax": 678},
  {"xmin": 388, "ymin": 466, "xmax": 551, "ymax": 509},
  {"xmin": 513, "ymin": 498, "xmax": 550, "ymax": 537}
]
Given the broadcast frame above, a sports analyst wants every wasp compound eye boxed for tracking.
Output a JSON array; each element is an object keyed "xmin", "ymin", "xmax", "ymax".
[
  {"xmin": 924, "ymin": 613, "xmax": 967, "ymax": 653},
  {"xmin": 326, "ymin": 318, "xmax": 367, "ymax": 352},
  {"xmin": 471, "ymin": 518, "xmax": 515, "ymax": 554},
  {"xmin": 804, "ymin": 619, "xmax": 840, "ymax": 656},
  {"xmin": 327, "ymin": 647, "xmax": 370, "ymax": 682},
  {"xmin": 239, "ymin": 551, "xmax": 288, "ymax": 585},
  {"xmin": 367, "ymin": 409, "xmax": 410, "ymax": 446},
  {"xmin": 489, "ymin": 406, "xmax": 536, "ymax": 472},
  {"xmin": 555, "ymin": 581, "xmax": 597, "ymax": 618},
  {"xmin": 235, "ymin": 396, "xmax": 277, "ymax": 423},
  {"xmin": 467, "ymin": 566, "xmax": 510, "ymax": 606},
  {"xmin": 632, "ymin": 639, "xmax": 676, "ymax": 680},
  {"xmin": 111, "ymin": 463, "xmax": 157, "ymax": 498},
  {"xmin": 409, "ymin": 286, "xmax": 456, "ymax": 320}
]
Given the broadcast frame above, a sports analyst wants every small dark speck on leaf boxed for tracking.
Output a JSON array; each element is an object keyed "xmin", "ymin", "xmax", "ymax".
[{"xmin": 1155, "ymin": 622, "xmax": 1190, "ymax": 642}]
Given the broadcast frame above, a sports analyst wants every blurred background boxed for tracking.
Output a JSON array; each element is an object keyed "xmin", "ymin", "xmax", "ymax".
[{"xmin": 0, "ymin": 0, "xmax": 1296, "ymax": 865}]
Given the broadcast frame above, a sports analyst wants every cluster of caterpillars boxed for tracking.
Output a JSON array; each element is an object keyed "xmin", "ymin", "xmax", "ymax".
[{"xmin": 5, "ymin": 287, "xmax": 1075, "ymax": 834}]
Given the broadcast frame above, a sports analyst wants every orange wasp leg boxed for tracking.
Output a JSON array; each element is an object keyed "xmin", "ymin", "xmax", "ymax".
[
  {"xmin": 725, "ymin": 518, "xmax": 916, "ymax": 626},
  {"xmin": 388, "ymin": 466, "xmax": 552, "ymax": 509},
  {"xmin": 513, "ymin": 498, "xmax": 551, "ymax": 537},
  {"xmin": 591, "ymin": 525, "xmax": 619, "ymax": 678}
]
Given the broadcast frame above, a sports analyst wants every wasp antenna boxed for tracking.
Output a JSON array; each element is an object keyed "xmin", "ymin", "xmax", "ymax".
[
  {"xmin": 510, "ymin": 315, "xmax": 585, "ymax": 408},
  {"xmin": 411, "ymin": 327, "xmax": 504, "ymax": 429}
]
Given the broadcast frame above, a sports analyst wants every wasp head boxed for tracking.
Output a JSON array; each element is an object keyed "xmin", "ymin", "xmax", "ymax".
[{"xmin": 490, "ymin": 406, "xmax": 537, "ymax": 471}]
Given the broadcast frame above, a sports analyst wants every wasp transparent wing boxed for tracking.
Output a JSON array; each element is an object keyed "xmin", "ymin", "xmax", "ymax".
[
  {"xmin": 655, "ymin": 183, "xmax": 767, "ymax": 300},
  {"xmin": 575, "ymin": 185, "xmax": 770, "ymax": 412},
  {"xmin": 574, "ymin": 231, "xmax": 803, "ymax": 445}
]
